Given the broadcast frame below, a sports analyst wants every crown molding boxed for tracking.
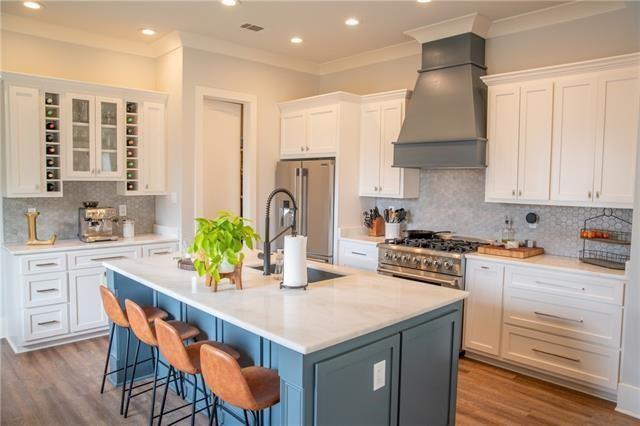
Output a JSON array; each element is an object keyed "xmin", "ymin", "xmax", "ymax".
[
  {"xmin": 481, "ymin": 52, "xmax": 640, "ymax": 86},
  {"xmin": 404, "ymin": 13, "xmax": 491, "ymax": 44},
  {"xmin": 316, "ymin": 41, "xmax": 419, "ymax": 75},
  {"xmin": 361, "ymin": 89, "xmax": 412, "ymax": 103},
  {"xmin": 278, "ymin": 91, "xmax": 361, "ymax": 110},
  {"xmin": 488, "ymin": 0, "xmax": 628, "ymax": 39}
]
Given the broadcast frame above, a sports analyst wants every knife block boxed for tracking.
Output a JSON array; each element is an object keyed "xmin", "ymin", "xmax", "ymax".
[{"xmin": 368, "ymin": 217, "xmax": 385, "ymax": 237}]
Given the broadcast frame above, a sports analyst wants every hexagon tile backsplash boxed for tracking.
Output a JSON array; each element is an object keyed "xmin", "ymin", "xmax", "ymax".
[
  {"xmin": 3, "ymin": 182, "xmax": 156, "ymax": 243},
  {"xmin": 367, "ymin": 169, "xmax": 633, "ymax": 258}
]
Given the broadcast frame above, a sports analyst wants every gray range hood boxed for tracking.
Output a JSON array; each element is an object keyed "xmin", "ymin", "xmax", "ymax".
[{"xmin": 394, "ymin": 32, "xmax": 488, "ymax": 169}]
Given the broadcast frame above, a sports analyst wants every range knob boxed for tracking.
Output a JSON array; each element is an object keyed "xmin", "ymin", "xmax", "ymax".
[
  {"xmin": 423, "ymin": 257, "xmax": 433, "ymax": 266},
  {"xmin": 434, "ymin": 259, "xmax": 443, "ymax": 267},
  {"xmin": 413, "ymin": 257, "xmax": 420, "ymax": 265},
  {"xmin": 392, "ymin": 254, "xmax": 399, "ymax": 261},
  {"xmin": 401, "ymin": 255, "xmax": 408, "ymax": 263},
  {"xmin": 443, "ymin": 261, "xmax": 452, "ymax": 270},
  {"xmin": 384, "ymin": 252, "xmax": 390, "ymax": 259}
]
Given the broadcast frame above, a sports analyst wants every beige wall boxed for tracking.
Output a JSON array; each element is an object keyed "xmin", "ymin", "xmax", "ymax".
[{"xmin": 1, "ymin": 31, "xmax": 157, "ymax": 90}]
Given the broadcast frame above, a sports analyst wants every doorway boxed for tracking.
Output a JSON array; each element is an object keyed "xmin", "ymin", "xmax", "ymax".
[{"xmin": 201, "ymin": 99, "xmax": 243, "ymax": 217}]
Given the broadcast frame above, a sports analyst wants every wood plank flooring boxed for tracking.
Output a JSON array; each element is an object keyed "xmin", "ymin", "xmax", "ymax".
[{"xmin": 1, "ymin": 337, "xmax": 638, "ymax": 425}]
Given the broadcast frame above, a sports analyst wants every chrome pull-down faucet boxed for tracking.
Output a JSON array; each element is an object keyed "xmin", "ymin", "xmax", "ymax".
[{"xmin": 263, "ymin": 188, "xmax": 297, "ymax": 275}]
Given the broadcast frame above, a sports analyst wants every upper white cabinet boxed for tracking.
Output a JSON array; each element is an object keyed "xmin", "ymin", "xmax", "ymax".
[
  {"xmin": 482, "ymin": 53, "xmax": 639, "ymax": 208},
  {"xmin": 306, "ymin": 105, "xmax": 339, "ymax": 155},
  {"xmin": 359, "ymin": 91, "xmax": 419, "ymax": 198},
  {"xmin": 280, "ymin": 110, "xmax": 306, "ymax": 156},
  {"xmin": 2, "ymin": 72, "xmax": 167, "ymax": 198}
]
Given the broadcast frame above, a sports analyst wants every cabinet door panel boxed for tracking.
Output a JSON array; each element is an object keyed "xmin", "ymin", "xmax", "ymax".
[
  {"xmin": 95, "ymin": 97, "xmax": 124, "ymax": 179},
  {"xmin": 550, "ymin": 77, "xmax": 598, "ymax": 202},
  {"xmin": 280, "ymin": 111, "xmax": 306, "ymax": 157},
  {"xmin": 65, "ymin": 93, "xmax": 96, "ymax": 179},
  {"xmin": 142, "ymin": 102, "xmax": 166, "ymax": 193},
  {"xmin": 69, "ymin": 267, "xmax": 108, "ymax": 332},
  {"xmin": 594, "ymin": 68, "xmax": 639, "ymax": 205},
  {"xmin": 359, "ymin": 104, "xmax": 381, "ymax": 196},
  {"xmin": 7, "ymin": 86, "xmax": 42, "ymax": 195},
  {"xmin": 378, "ymin": 100, "xmax": 403, "ymax": 197},
  {"xmin": 518, "ymin": 82, "xmax": 553, "ymax": 201},
  {"xmin": 464, "ymin": 261, "xmax": 504, "ymax": 355},
  {"xmin": 306, "ymin": 105, "xmax": 338, "ymax": 155},
  {"xmin": 486, "ymin": 85, "xmax": 520, "ymax": 201}
]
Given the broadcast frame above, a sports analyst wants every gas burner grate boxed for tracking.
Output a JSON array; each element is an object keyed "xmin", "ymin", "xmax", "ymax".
[{"xmin": 400, "ymin": 237, "xmax": 481, "ymax": 253}]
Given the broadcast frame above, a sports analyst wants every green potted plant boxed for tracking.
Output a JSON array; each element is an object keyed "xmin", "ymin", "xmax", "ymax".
[{"xmin": 188, "ymin": 211, "xmax": 261, "ymax": 287}]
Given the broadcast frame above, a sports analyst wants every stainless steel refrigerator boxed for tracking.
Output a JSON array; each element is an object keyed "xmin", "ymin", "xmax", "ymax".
[{"xmin": 274, "ymin": 159, "xmax": 335, "ymax": 263}]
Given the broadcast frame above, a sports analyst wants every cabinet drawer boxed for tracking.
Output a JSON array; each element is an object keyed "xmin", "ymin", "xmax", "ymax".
[
  {"xmin": 23, "ymin": 303, "xmax": 70, "ymax": 342},
  {"xmin": 23, "ymin": 272, "xmax": 68, "ymax": 308},
  {"xmin": 20, "ymin": 253, "xmax": 67, "ymax": 275},
  {"xmin": 68, "ymin": 246, "xmax": 141, "ymax": 270},
  {"xmin": 143, "ymin": 243, "xmax": 179, "ymax": 257},
  {"xmin": 506, "ymin": 267, "xmax": 624, "ymax": 305},
  {"xmin": 338, "ymin": 240, "xmax": 378, "ymax": 271},
  {"xmin": 504, "ymin": 286, "xmax": 622, "ymax": 347},
  {"xmin": 502, "ymin": 325, "xmax": 619, "ymax": 390}
]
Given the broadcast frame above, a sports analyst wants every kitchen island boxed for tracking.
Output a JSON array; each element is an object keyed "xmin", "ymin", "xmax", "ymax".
[{"xmin": 104, "ymin": 254, "xmax": 467, "ymax": 426}]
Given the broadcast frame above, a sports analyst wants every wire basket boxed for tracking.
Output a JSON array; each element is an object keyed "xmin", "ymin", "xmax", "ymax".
[
  {"xmin": 579, "ymin": 250, "xmax": 629, "ymax": 270},
  {"xmin": 579, "ymin": 228, "xmax": 631, "ymax": 245}
]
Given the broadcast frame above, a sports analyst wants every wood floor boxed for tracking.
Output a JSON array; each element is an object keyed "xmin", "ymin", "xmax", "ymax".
[{"xmin": 1, "ymin": 337, "xmax": 637, "ymax": 425}]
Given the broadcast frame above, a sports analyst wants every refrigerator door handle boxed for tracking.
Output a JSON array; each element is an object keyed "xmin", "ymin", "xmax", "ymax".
[
  {"xmin": 301, "ymin": 168, "xmax": 309, "ymax": 236},
  {"xmin": 295, "ymin": 167, "xmax": 303, "ymax": 234}
]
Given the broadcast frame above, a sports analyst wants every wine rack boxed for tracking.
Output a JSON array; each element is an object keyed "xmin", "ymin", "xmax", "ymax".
[
  {"xmin": 124, "ymin": 101, "xmax": 139, "ymax": 193},
  {"xmin": 44, "ymin": 92, "xmax": 62, "ymax": 195}
]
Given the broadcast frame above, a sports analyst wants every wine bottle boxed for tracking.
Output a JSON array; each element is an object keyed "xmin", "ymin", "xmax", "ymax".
[
  {"xmin": 46, "ymin": 109, "xmax": 54, "ymax": 117},
  {"xmin": 127, "ymin": 103, "xmax": 136, "ymax": 113},
  {"xmin": 127, "ymin": 172, "xmax": 134, "ymax": 179},
  {"xmin": 126, "ymin": 116, "xmax": 134, "ymax": 124},
  {"xmin": 46, "ymin": 146, "xmax": 56, "ymax": 154},
  {"xmin": 46, "ymin": 158, "xmax": 55, "ymax": 167},
  {"xmin": 126, "ymin": 127, "xmax": 134, "ymax": 135},
  {"xmin": 46, "ymin": 134, "xmax": 54, "ymax": 142},
  {"xmin": 127, "ymin": 139, "xmax": 135, "ymax": 146},
  {"xmin": 46, "ymin": 122, "xmax": 56, "ymax": 130},
  {"xmin": 46, "ymin": 171, "xmax": 54, "ymax": 179},
  {"xmin": 127, "ymin": 182, "xmax": 134, "ymax": 190},
  {"xmin": 127, "ymin": 150, "xmax": 134, "ymax": 157},
  {"xmin": 45, "ymin": 97, "xmax": 54, "ymax": 105},
  {"xmin": 47, "ymin": 182, "xmax": 55, "ymax": 192},
  {"xmin": 127, "ymin": 160, "xmax": 135, "ymax": 168}
]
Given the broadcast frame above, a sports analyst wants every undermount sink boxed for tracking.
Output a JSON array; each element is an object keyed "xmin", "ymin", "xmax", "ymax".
[{"xmin": 248, "ymin": 264, "xmax": 345, "ymax": 284}]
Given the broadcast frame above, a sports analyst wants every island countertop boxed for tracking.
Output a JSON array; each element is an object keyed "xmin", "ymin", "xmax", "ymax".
[{"xmin": 103, "ymin": 254, "xmax": 468, "ymax": 354}]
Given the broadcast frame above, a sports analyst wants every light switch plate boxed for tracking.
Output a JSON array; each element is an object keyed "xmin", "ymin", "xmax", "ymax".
[
  {"xmin": 27, "ymin": 207, "xmax": 36, "ymax": 213},
  {"xmin": 118, "ymin": 204, "xmax": 127, "ymax": 217},
  {"xmin": 170, "ymin": 192, "xmax": 178, "ymax": 204},
  {"xmin": 373, "ymin": 360, "xmax": 386, "ymax": 391}
]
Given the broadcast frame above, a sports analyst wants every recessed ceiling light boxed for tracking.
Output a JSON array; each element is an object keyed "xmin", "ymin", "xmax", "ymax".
[
  {"xmin": 290, "ymin": 36, "xmax": 303, "ymax": 44},
  {"xmin": 221, "ymin": 0, "xmax": 238, "ymax": 6},
  {"xmin": 345, "ymin": 18, "xmax": 359, "ymax": 26},
  {"xmin": 140, "ymin": 28, "xmax": 156, "ymax": 36},
  {"xmin": 23, "ymin": 1, "xmax": 42, "ymax": 10},
  {"xmin": 417, "ymin": 0, "xmax": 432, "ymax": 3}
]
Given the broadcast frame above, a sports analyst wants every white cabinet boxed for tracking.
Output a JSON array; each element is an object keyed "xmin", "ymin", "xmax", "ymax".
[
  {"xmin": 4, "ymin": 85, "xmax": 42, "ymax": 196},
  {"xmin": 141, "ymin": 102, "xmax": 167, "ymax": 194},
  {"xmin": 279, "ymin": 103, "xmax": 340, "ymax": 158},
  {"xmin": 359, "ymin": 91, "xmax": 419, "ymax": 198},
  {"xmin": 338, "ymin": 239, "xmax": 378, "ymax": 271},
  {"xmin": 64, "ymin": 93, "xmax": 124, "ymax": 180},
  {"xmin": 280, "ymin": 110, "xmax": 306, "ymax": 156},
  {"xmin": 69, "ymin": 267, "xmax": 108, "ymax": 332},
  {"xmin": 463, "ymin": 260, "xmax": 505, "ymax": 356},
  {"xmin": 482, "ymin": 54, "xmax": 639, "ymax": 208}
]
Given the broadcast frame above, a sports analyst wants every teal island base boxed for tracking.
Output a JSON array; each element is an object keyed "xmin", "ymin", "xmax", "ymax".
[{"xmin": 107, "ymin": 270, "xmax": 462, "ymax": 426}]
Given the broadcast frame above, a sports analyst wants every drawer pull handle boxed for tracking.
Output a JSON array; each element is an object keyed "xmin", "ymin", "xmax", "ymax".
[
  {"xmin": 532, "ymin": 348, "xmax": 580, "ymax": 363},
  {"xmin": 37, "ymin": 320, "xmax": 59, "ymax": 326},
  {"xmin": 35, "ymin": 262, "xmax": 58, "ymax": 267},
  {"xmin": 36, "ymin": 288, "xmax": 58, "ymax": 293},
  {"xmin": 480, "ymin": 266, "xmax": 490, "ymax": 270},
  {"xmin": 351, "ymin": 251, "xmax": 367, "ymax": 256},
  {"xmin": 152, "ymin": 251, "xmax": 170, "ymax": 255},
  {"xmin": 534, "ymin": 311, "xmax": 584, "ymax": 323},
  {"xmin": 535, "ymin": 280, "xmax": 585, "ymax": 292},
  {"xmin": 90, "ymin": 255, "xmax": 127, "ymax": 262}
]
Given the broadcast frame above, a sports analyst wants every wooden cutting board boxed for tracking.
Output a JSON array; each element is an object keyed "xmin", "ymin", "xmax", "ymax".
[{"xmin": 477, "ymin": 245, "xmax": 545, "ymax": 258}]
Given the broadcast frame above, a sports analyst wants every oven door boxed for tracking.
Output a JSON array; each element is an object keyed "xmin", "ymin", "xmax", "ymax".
[{"xmin": 377, "ymin": 264, "xmax": 463, "ymax": 290}]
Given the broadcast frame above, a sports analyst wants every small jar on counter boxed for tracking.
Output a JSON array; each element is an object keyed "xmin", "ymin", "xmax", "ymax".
[{"xmin": 122, "ymin": 219, "xmax": 135, "ymax": 239}]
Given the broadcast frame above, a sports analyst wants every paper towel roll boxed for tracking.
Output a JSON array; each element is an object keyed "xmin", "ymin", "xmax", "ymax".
[{"xmin": 283, "ymin": 235, "xmax": 308, "ymax": 288}]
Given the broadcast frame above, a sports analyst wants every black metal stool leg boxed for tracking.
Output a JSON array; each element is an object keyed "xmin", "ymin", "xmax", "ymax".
[
  {"xmin": 100, "ymin": 323, "xmax": 115, "ymax": 394},
  {"xmin": 120, "ymin": 328, "xmax": 131, "ymax": 415},
  {"xmin": 148, "ymin": 347, "xmax": 160, "ymax": 426},
  {"xmin": 124, "ymin": 338, "xmax": 141, "ymax": 417},
  {"xmin": 190, "ymin": 374, "xmax": 198, "ymax": 426},
  {"xmin": 208, "ymin": 397, "xmax": 217, "ymax": 426},
  {"xmin": 158, "ymin": 366, "xmax": 174, "ymax": 426},
  {"xmin": 199, "ymin": 374, "xmax": 211, "ymax": 418}
]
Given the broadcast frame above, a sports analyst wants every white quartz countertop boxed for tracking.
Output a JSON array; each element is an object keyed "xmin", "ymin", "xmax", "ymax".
[
  {"xmin": 103, "ymin": 253, "xmax": 468, "ymax": 354},
  {"xmin": 466, "ymin": 253, "xmax": 627, "ymax": 279},
  {"xmin": 3, "ymin": 234, "xmax": 178, "ymax": 255},
  {"xmin": 338, "ymin": 227, "xmax": 385, "ymax": 245}
]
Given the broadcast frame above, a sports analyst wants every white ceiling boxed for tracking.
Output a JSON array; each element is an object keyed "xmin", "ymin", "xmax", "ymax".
[{"xmin": 1, "ymin": 1, "xmax": 566, "ymax": 64}]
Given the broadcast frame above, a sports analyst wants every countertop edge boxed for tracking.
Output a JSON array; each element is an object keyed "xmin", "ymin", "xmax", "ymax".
[{"xmin": 3, "ymin": 234, "xmax": 179, "ymax": 255}]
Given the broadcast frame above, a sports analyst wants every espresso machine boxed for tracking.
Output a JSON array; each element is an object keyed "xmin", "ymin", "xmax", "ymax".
[{"xmin": 78, "ymin": 202, "xmax": 119, "ymax": 242}]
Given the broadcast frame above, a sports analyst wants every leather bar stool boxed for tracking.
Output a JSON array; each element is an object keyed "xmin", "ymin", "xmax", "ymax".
[
  {"xmin": 155, "ymin": 318, "xmax": 241, "ymax": 426},
  {"xmin": 124, "ymin": 299, "xmax": 201, "ymax": 421},
  {"xmin": 200, "ymin": 344, "xmax": 280, "ymax": 426},
  {"xmin": 99, "ymin": 287, "xmax": 168, "ymax": 416}
]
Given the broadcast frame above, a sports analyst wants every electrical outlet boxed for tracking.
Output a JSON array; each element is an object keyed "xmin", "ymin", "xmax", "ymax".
[
  {"xmin": 170, "ymin": 192, "xmax": 178, "ymax": 204},
  {"xmin": 118, "ymin": 204, "xmax": 127, "ymax": 217},
  {"xmin": 27, "ymin": 207, "xmax": 36, "ymax": 213},
  {"xmin": 373, "ymin": 360, "xmax": 386, "ymax": 391}
]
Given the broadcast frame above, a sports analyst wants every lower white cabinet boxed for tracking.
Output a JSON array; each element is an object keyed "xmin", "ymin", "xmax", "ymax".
[
  {"xmin": 338, "ymin": 240, "xmax": 378, "ymax": 272},
  {"xmin": 464, "ymin": 256, "xmax": 625, "ymax": 394},
  {"xmin": 69, "ymin": 267, "xmax": 108, "ymax": 332},
  {"xmin": 23, "ymin": 304, "xmax": 70, "ymax": 342}
]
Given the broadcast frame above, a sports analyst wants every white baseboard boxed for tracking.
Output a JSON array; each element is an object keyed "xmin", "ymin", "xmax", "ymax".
[
  {"xmin": 616, "ymin": 382, "xmax": 640, "ymax": 419},
  {"xmin": 153, "ymin": 224, "xmax": 179, "ymax": 238}
]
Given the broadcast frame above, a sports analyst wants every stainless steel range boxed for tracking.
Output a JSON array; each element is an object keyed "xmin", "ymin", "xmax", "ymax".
[{"xmin": 377, "ymin": 231, "xmax": 483, "ymax": 290}]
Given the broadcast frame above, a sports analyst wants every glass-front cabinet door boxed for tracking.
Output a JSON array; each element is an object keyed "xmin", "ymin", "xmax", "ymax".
[
  {"xmin": 96, "ymin": 97, "xmax": 124, "ymax": 178},
  {"xmin": 66, "ymin": 93, "xmax": 95, "ymax": 179}
]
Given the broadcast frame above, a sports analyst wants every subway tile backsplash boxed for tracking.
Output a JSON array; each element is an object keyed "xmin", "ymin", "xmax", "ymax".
[
  {"xmin": 368, "ymin": 169, "xmax": 633, "ymax": 258},
  {"xmin": 2, "ymin": 181, "xmax": 156, "ymax": 243}
]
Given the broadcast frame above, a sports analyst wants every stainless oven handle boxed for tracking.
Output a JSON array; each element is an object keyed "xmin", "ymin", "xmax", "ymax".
[{"xmin": 377, "ymin": 267, "xmax": 460, "ymax": 288}]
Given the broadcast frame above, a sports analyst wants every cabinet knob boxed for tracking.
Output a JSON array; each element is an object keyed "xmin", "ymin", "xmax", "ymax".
[
  {"xmin": 145, "ymin": 184, "xmax": 149, "ymax": 189},
  {"xmin": 596, "ymin": 191, "xmax": 600, "ymax": 199},
  {"xmin": 97, "ymin": 169, "xmax": 101, "ymax": 174},
  {"xmin": 588, "ymin": 191, "xmax": 592, "ymax": 199},
  {"xmin": 91, "ymin": 169, "xmax": 94, "ymax": 174},
  {"xmin": 518, "ymin": 190, "xmax": 522, "ymax": 197},
  {"xmin": 306, "ymin": 146, "xmax": 310, "ymax": 151},
  {"xmin": 512, "ymin": 189, "xmax": 516, "ymax": 196},
  {"xmin": 374, "ymin": 186, "xmax": 378, "ymax": 191},
  {"xmin": 300, "ymin": 146, "xmax": 304, "ymax": 152}
]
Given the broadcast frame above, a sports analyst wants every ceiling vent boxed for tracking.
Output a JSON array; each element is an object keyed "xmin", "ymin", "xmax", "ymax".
[{"xmin": 240, "ymin": 23, "xmax": 264, "ymax": 32}]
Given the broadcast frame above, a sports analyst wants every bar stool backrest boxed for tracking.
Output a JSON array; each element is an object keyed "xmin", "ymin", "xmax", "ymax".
[
  {"xmin": 99, "ymin": 286, "xmax": 129, "ymax": 328},
  {"xmin": 124, "ymin": 299, "xmax": 159, "ymax": 346},
  {"xmin": 155, "ymin": 318, "xmax": 197, "ymax": 374},
  {"xmin": 200, "ymin": 344, "xmax": 256, "ymax": 409}
]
